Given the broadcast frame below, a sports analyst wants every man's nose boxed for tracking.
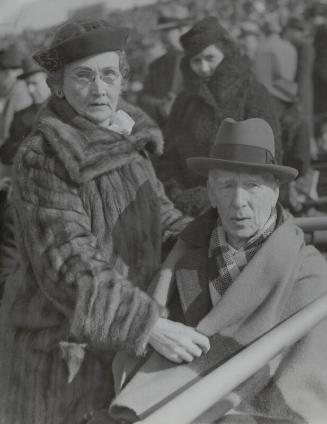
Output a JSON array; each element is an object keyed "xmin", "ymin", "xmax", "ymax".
[
  {"xmin": 27, "ymin": 85, "xmax": 35, "ymax": 94},
  {"xmin": 231, "ymin": 186, "xmax": 248, "ymax": 208}
]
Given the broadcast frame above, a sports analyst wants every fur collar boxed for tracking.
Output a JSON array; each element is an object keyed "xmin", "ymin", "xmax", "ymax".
[
  {"xmin": 181, "ymin": 53, "xmax": 252, "ymax": 110},
  {"xmin": 35, "ymin": 97, "xmax": 163, "ymax": 183}
]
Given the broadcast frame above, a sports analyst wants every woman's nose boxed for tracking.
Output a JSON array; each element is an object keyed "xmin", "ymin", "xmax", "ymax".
[
  {"xmin": 90, "ymin": 74, "xmax": 107, "ymax": 95},
  {"xmin": 200, "ymin": 60, "xmax": 210, "ymax": 74}
]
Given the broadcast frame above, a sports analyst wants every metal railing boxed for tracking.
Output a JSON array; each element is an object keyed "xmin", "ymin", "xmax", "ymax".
[{"xmin": 136, "ymin": 293, "xmax": 327, "ymax": 424}]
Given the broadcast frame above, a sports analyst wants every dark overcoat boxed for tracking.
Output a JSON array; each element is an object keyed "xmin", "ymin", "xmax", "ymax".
[
  {"xmin": 0, "ymin": 102, "xmax": 45, "ymax": 165},
  {"xmin": 138, "ymin": 49, "xmax": 183, "ymax": 128}
]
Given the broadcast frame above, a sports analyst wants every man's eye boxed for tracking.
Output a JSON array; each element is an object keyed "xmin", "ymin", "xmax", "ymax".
[
  {"xmin": 219, "ymin": 183, "xmax": 233, "ymax": 189},
  {"xmin": 75, "ymin": 71, "xmax": 92, "ymax": 79},
  {"xmin": 247, "ymin": 183, "xmax": 259, "ymax": 189}
]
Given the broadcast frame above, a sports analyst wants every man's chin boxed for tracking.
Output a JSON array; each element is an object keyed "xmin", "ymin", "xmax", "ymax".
[{"xmin": 228, "ymin": 228, "xmax": 258, "ymax": 245}]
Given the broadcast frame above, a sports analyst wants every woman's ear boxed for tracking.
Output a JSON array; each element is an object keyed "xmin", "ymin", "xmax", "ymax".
[{"xmin": 54, "ymin": 88, "xmax": 65, "ymax": 99}]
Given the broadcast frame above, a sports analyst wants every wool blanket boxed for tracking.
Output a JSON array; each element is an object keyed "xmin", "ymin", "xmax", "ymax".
[{"xmin": 110, "ymin": 214, "xmax": 327, "ymax": 423}]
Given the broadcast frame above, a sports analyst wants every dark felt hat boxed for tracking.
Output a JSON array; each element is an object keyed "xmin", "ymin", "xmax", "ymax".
[
  {"xmin": 17, "ymin": 57, "xmax": 45, "ymax": 79},
  {"xmin": 187, "ymin": 118, "xmax": 298, "ymax": 183},
  {"xmin": 180, "ymin": 16, "xmax": 230, "ymax": 56},
  {"xmin": 0, "ymin": 46, "xmax": 23, "ymax": 69},
  {"xmin": 33, "ymin": 19, "xmax": 129, "ymax": 73}
]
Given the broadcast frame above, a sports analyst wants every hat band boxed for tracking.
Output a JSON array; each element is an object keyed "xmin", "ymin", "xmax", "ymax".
[{"xmin": 213, "ymin": 144, "xmax": 276, "ymax": 164}]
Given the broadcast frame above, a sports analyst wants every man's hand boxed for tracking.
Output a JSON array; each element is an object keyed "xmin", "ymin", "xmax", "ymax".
[{"xmin": 148, "ymin": 318, "xmax": 210, "ymax": 364}]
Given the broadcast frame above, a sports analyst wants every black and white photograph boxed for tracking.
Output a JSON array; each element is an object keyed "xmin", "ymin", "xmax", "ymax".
[{"xmin": 0, "ymin": 0, "xmax": 327, "ymax": 423}]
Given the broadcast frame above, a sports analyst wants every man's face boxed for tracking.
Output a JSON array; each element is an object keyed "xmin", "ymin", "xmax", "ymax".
[
  {"xmin": 25, "ymin": 72, "xmax": 50, "ymax": 104},
  {"xmin": 208, "ymin": 168, "xmax": 279, "ymax": 249},
  {"xmin": 62, "ymin": 51, "xmax": 123, "ymax": 128},
  {"xmin": 190, "ymin": 44, "xmax": 225, "ymax": 79}
]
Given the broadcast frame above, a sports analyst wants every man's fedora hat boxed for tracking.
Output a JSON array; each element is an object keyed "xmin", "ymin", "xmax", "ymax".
[
  {"xmin": 17, "ymin": 57, "xmax": 44, "ymax": 79},
  {"xmin": 187, "ymin": 118, "xmax": 298, "ymax": 183}
]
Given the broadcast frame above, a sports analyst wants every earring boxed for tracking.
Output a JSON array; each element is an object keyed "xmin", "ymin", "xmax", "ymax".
[{"xmin": 56, "ymin": 88, "xmax": 64, "ymax": 99}]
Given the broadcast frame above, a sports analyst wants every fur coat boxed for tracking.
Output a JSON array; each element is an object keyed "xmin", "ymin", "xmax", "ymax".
[
  {"xmin": 0, "ymin": 97, "xmax": 190, "ymax": 424},
  {"xmin": 158, "ymin": 53, "xmax": 281, "ymax": 217}
]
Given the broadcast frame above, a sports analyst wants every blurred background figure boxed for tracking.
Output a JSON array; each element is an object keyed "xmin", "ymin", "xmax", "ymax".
[
  {"xmin": 0, "ymin": 56, "xmax": 51, "ymax": 302},
  {"xmin": 138, "ymin": 4, "xmax": 191, "ymax": 129},
  {"xmin": 0, "ymin": 46, "xmax": 34, "ymax": 289},
  {"xmin": 238, "ymin": 20, "xmax": 260, "ymax": 61},
  {"xmin": 0, "ymin": 57, "xmax": 50, "ymax": 166},
  {"xmin": 283, "ymin": 16, "xmax": 315, "ymax": 155},
  {"xmin": 159, "ymin": 16, "xmax": 280, "ymax": 217},
  {"xmin": 253, "ymin": 14, "xmax": 318, "ymax": 214},
  {"xmin": 253, "ymin": 14, "xmax": 298, "ymax": 105},
  {"xmin": 0, "ymin": 44, "xmax": 32, "ymax": 179},
  {"xmin": 313, "ymin": 23, "xmax": 327, "ymax": 152}
]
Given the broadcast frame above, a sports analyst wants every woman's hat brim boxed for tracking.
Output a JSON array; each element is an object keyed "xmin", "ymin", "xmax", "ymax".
[
  {"xmin": 155, "ymin": 18, "xmax": 193, "ymax": 31},
  {"xmin": 187, "ymin": 157, "xmax": 298, "ymax": 183}
]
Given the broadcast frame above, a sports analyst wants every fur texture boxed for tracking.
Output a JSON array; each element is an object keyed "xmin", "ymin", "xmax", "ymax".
[{"xmin": 0, "ymin": 97, "xmax": 187, "ymax": 424}]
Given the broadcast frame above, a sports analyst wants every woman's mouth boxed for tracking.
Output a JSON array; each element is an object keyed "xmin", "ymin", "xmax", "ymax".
[{"xmin": 90, "ymin": 103, "xmax": 109, "ymax": 107}]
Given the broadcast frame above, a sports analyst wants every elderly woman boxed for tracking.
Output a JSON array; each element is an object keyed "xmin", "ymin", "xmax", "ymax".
[
  {"xmin": 158, "ymin": 16, "xmax": 281, "ymax": 217},
  {"xmin": 111, "ymin": 118, "xmax": 327, "ymax": 423},
  {"xmin": 0, "ymin": 19, "xmax": 210, "ymax": 424}
]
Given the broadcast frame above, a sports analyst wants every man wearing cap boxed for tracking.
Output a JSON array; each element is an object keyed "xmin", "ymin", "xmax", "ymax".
[
  {"xmin": 110, "ymin": 118, "xmax": 327, "ymax": 423},
  {"xmin": 0, "ymin": 45, "xmax": 32, "ymax": 148},
  {"xmin": 0, "ymin": 57, "xmax": 50, "ymax": 165},
  {"xmin": 0, "ymin": 58, "xmax": 50, "ymax": 298},
  {"xmin": 138, "ymin": 5, "xmax": 191, "ymax": 129},
  {"xmin": 0, "ymin": 45, "xmax": 32, "ymax": 184}
]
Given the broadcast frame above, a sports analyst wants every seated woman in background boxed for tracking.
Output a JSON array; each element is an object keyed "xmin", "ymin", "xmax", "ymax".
[{"xmin": 159, "ymin": 16, "xmax": 281, "ymax": 217}]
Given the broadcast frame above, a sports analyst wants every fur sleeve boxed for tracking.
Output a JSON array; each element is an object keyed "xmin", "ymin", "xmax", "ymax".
[{"xmin": 13, "ymin": 139, "xmax": 165, "ymax": 356}]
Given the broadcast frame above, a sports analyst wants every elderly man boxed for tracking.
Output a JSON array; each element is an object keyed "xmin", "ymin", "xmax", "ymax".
[
  {"xmin": 0, "ymin": 57, "xmax": 50, "ymax": 166},
  {"xmin": 110, "ymin": 118, "xmax": 327, "ymax": 424}
]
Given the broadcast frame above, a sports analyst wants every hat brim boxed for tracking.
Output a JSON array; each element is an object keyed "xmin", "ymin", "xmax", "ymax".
[
  {"xmin": 187, "ymin": 157, "xmax": 298, "ymax": 183},
  {"xmin": 0, "ymin": 63, "xmax": 21, "ymax": 70},
  {"xmin": 155, "ymin": 19, "xmax": 193, "ymax": 31},
  {"xmin": 17, "ymin": 69, "xmax": 44, "ymax": 79}
]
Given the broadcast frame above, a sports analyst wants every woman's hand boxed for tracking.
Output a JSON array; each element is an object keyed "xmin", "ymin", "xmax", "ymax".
[{"xmin": 148, "ymin": 318, "xmax": 210, "ymax": 364}]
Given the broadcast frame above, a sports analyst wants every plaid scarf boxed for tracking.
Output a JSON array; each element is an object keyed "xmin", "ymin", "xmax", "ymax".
[{"xmin": 208, "ymin": 209, "xmax": 278, "ymax": 304}]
